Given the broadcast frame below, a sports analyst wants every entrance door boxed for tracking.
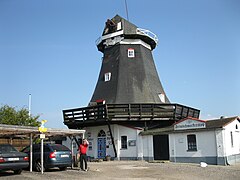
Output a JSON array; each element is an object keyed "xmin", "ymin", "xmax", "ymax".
[
  {"xmin": 153, "ymin": 135, "xmax": 169, "ymax": 160},
  {"xmin": 97, "ymin": 130, "xmax": 106, "ymax": 159},
  {"xmin": 97, "ymin": 137, "xmax": 106, "ymax": 158}
]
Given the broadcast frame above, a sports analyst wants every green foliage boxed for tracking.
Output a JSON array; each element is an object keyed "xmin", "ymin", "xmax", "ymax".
[{"xmin": 0, "ymin": 105, "xmax": 40, "ymax": 127}]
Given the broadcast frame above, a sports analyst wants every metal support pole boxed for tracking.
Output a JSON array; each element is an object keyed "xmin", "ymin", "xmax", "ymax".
[
  {"xmin": 30, "ymin": 133, "xmax": 33, "ymax": 172},
  {"xmin": 41, "ymin": 136, "xmax": 44, "ymax": 174},
  {"xmin": 124, "ymin": 0, "xmax": 129, "ymax": 21},
  {"xmin": 71, "ymin": 136, "xmax": 74, "ymax": 169},
  {"xmin": 28, "ymin": 94, "xmax": 31, "ymax": 117}
]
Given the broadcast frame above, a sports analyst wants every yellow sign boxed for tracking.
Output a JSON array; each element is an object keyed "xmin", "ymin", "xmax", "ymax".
[{"xmin": 39, "ymin": 120, "xmax": 47, "ymax": 133}]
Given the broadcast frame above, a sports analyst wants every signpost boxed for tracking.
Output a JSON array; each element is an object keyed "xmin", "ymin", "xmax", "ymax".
[{"xmin": 39, "ymin": 120, "xmax": 47, "ymax": 174}]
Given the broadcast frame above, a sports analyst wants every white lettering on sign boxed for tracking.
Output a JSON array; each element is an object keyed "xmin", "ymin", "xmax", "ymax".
[{"xmin": 174, "ymin": 119, "xmax": 206, "ymax": 130}]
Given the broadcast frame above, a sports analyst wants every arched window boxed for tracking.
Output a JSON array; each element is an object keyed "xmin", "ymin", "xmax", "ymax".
[
  {"xmin": 98, "ymin": 130, "xmax": 106, "ymax": 137},
  {"xmin": 236, "ymin": 124, "xmax": 238, "ymax": 129}
]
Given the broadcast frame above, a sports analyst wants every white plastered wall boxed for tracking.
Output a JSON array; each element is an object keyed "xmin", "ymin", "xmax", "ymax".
[
  {"xmin": 223, "ymin": 119, "xmax": 240, "ymax": 156},
  {"xmin": 85, "ymin": 125, "xmax": 141, "ymax": 159},
  {"xmin": 142, "ymin": 135, "xmax": 153, "ymax": 159},
  {"xmin": 169, "ymin": 131, "xmax": 217, "ymax": 158},
  {"xmin": 117, "ymin": 125, "xmax": 139, "ymax": 158}
]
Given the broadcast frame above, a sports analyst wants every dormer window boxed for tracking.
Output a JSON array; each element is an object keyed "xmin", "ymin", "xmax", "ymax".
[
  {"xmin": 128, "ymin": 48, "xmax": 135, "ymax": 58},
  {"xmin": 158, "ymin": 93, "xmax": 166, "ymax": 103},
  {"xmin": 104, "ymin": 72, "xmax": 111, "ymax": 82},
  {"xmin": 117, "ymin": 22, "xmax": 122, "ymax": 30}
]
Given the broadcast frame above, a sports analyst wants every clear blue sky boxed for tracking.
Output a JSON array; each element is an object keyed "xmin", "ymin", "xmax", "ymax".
[{"xmin": 0, "ymin": 0, "xmax": 239, "ymax": 128}]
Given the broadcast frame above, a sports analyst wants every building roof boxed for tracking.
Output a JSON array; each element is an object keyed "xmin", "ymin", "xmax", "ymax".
[
  {"xmin": 141, "ymin": 116, "xmax": 239, "ymax": 135},
  {"xmin": 206, "ymin": 116, "xmax": 239, "ymax": 128},
  {"xmin": 0, "ymin": 124, "xmax": 85, "ymax": 137}
]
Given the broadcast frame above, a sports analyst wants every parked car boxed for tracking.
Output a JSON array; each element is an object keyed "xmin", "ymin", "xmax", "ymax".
[
  {"xmin": 21, "ymin": 144, "xmax": 72, "ymax": 172},
  {"xmin": 0, "ymin": 144, "xmax": 29, "ymax": 174}
]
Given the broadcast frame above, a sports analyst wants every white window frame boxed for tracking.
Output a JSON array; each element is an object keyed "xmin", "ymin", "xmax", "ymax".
[
  {"xmin": 121, "ymin": 135, "xmax": 127, "ymax": 149},
  {"xmin": 104, "ymin": 72, "xmax": 111, "ymax": 82},
  {"xmin": 128, "ymin": 48, "xmax": 135, "ymax": 58},
  {"xmin": 158, "ymin": 93, "xmax": 165, "ymax": 103},
  {"xmin": 117, "ymin": 22, "xmax": 122, "ymax": 30},
  {"xmin": 187, "ymin": 134, "xmax": 197, "ymax": 151}
]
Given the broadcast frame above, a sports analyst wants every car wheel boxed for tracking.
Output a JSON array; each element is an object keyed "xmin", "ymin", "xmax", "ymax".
[
  {"xmin": 59, "ymin": 167, "xmax": 67, "ymax": 171},
  {"xmin": 35, "ymin": 160, "xmax": 45, "ymax": 172},
  {"xmin": 13, "ymin": 169, "xmax": 22, "ymax": 174}
]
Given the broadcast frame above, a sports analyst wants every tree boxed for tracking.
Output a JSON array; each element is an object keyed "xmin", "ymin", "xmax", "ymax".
[{"xmin": 0, "ymin": 105, "xmax": 40, "ymax": 127}]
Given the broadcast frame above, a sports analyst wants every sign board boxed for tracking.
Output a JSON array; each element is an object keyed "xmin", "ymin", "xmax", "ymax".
[
  {"xmin": 40, "ymin": 134, "xmax": 45, "ymax": 139},
  {"xmin": 128, "ymin": 140, "xmax": 136, "ymax": 146},
  {"xmin": 174, "ymin": 119, "xmax": 206, "ymax": 130}
]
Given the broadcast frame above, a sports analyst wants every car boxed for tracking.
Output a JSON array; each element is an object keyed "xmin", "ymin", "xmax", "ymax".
[
  {"xmin": 21, "ymin": 144, "xmax": 72, "ymax": 172},
  {"xmin": 0, "ymin": 144, "xmax": 29, "ymax": 174}
]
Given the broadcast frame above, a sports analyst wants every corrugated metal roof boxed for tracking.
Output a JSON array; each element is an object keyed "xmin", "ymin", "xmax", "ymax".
[
  {"xmin": 0, "ymin": 124, "xmax": 85, "ymax": 137},
  {"xmin": 206, "ymin": 116, "xmax": 238, "ymax": 128}
]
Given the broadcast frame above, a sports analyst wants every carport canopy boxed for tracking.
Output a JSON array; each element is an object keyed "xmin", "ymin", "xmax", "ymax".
[
  {"xmin": 0, "ymin": 123, "xmax": 85, "ymax": 137},
  {"xmin": 0, "ymin": 123, "xmax": 85, "ymax": 173}
]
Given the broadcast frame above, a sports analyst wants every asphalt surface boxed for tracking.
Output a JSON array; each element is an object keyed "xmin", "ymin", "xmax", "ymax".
[{"xmin": 1, "ymin": 161, "xmax": 240, "ymax": 180}]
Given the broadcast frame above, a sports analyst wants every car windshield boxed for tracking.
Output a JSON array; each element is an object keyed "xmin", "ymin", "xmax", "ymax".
[
  {"xmin": 50, "ymin": 144, "xmax": 70, "ymax": 152},
  {"xmin": 0, "ymin": 144, "xmax": 18, "ymax": 153}
]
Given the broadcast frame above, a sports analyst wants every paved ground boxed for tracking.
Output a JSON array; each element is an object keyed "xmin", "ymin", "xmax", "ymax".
[{"xmin": 1, "ymin": 161, "xmax": 240, "ymax": 180}]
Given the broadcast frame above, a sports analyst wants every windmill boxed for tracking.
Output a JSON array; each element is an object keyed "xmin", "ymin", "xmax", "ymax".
[{"xmin": 63, "ymin": 15, "xmax": 200, "ymax": 130}]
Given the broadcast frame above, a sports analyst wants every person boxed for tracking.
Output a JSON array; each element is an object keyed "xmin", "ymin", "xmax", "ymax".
[{"xmin": 79, "ymin": 139, "xmax": 89, "ymax": 171}]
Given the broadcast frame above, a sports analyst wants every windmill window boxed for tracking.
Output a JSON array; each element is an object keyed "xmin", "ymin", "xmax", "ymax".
[
  {"xmin": 117, "ymin": 22, "xmax": 122, "ymax": 30},
  {"xmin": 128, "ymin": 48, "xmax": 135, "ymax": 58},
  {"xmin": 158, "ymin": 93, "xmax": 165, "ymax": 103},
  {"xmin": 104, "ymin": 72, "xmax": 111, "ymax": 82}
]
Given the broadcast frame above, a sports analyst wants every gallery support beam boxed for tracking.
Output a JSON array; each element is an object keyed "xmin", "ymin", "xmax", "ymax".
[{"xmin": 107, "ymin": 121, "xmax": 117, "ymax": 158}]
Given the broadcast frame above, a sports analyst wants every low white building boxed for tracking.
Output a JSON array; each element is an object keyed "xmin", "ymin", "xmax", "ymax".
[
  {"xmin": 142, "ymin": 116, "xmax": 240, "ymax": 165},
  {"xmin": 61, "ymin": 124, "xmax": 155, "ymax": 161},
  {"xmin": 77, "ymin": 124, "xmax": 170, "ymax": 161},
  {"xmin": 62, "ymin": 116, "xmax": 240, "ymax": 165}
]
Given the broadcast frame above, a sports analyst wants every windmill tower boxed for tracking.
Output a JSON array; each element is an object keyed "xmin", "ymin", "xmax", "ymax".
[
  {"xmin": 63, "ymin": 15, "xmax": 200, "ymax": 129},
  {"xmin": 90, "ymin": 15, "xmax": 169, "ymax": 104}
]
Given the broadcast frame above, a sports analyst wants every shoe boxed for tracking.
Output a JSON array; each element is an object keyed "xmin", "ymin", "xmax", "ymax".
[{"xmin": 84, "ymin": 169, "xmax": 88, "ymax": 171}]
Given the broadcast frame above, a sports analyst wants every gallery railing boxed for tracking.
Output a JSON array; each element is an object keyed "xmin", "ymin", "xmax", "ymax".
[{"xmin": 63, "ymin": 103, "xmax": 200, "ymax": 125}]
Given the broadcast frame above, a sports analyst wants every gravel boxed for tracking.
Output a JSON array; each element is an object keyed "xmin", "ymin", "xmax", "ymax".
[{"xmin": 1, "ymin": 161, "xmax": 240, "ymax": 180}]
